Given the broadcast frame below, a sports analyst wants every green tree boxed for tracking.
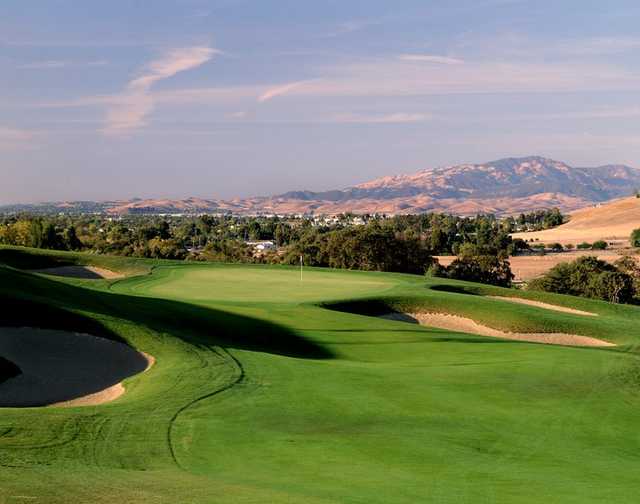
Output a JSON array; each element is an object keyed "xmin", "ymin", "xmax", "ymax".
[
  {"xmin": 443, "ymin": 243, "xmax": 514, "ymax": 287},
  {"xmin": 63, "ymin": 226, "xmax": 83, "ymax": 250},
  {"xmin": 529, "ymin": 256, "xmax": 635, "ymax": 304}
]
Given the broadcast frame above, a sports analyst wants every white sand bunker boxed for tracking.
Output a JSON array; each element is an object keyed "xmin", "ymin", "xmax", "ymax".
[
  {"xmin": 0, "ymin": 327, "xmax": 151, "ymax": 407},
  {"xmin": 34, "ymin": 265, "xmax": 123, "ymax": 279},
  {"xmin": 486, "ymin": 296, "xmax": 596, "ymax": 317},
  {"xmin": 381, "ymin": 312, "xmax": 614, "ymax": 347}
]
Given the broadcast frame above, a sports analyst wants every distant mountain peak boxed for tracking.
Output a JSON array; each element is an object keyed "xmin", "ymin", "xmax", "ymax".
[{"xmin": 2, "ymin": 156, "xmax": 638, "ymax": 216}]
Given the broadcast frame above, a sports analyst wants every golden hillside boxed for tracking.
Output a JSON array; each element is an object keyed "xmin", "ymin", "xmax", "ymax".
[{"xmin": 512, "ymin": 197, "xmax": 640, "ymax": 245}]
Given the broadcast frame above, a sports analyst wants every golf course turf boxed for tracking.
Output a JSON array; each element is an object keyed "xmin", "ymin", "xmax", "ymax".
[{"xmin": 1, "ymin": 246, "xmax": 639, "ymax": 503}]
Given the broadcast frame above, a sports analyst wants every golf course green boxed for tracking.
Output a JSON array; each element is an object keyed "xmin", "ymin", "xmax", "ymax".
[{"xmin": 0, "ymin": 246, "xmax": 639, "ymax": 503}]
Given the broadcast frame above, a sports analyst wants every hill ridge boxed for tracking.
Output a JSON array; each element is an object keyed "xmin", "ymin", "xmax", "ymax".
[{"xmin": 2, "ymin": 155, "xmax": 638, "ymax": 216}]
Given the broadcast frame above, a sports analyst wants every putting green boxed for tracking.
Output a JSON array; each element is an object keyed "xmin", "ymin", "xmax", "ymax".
[
  {"xmin": 1, "ymin": 248, "xmax": 639, "ymax": 503},
  {"xmin": 122, "ymin": 264, "xmax": 398, "ymax": 303}
]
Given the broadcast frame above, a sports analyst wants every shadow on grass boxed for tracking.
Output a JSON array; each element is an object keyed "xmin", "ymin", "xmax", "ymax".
[
  {"xmin": 0, "ymin": 248, "xmax": 74, "ymax": 270},
  {"xmin": 306, "ymin": 327, "xmax": 517, "ymax": 345},
  {"xmin": 428, "ymin": 284, "xmax": 483, "ymax": 296},
  {"xmin": 0, "ymin": 266, "xmax": 333, "ymax": 360},
  {"xmin": 0, "ymin": 356, "xmax": 21, "ymax": 384}
]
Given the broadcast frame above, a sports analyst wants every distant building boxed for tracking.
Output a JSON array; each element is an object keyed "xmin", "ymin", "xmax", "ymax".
[{"xmin": 246, "ymin": 240, "xmax": 276, "ymax": 251}]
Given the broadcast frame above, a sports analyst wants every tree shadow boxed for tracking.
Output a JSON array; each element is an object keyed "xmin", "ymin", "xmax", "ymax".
[
  {"xmin": 428, "ymin": 284, "xmax": 482, "ymax": 296},
  {"xmin": 0, "ymin": 356, "xmax": 21, "ymax": 384},
  {"xmin": 0, "ymin": 248, "xmax": 74, "ymax": 270},
  {"xmin": 0, "ymin": 266, "xmax": 333, "ymax": 360}
]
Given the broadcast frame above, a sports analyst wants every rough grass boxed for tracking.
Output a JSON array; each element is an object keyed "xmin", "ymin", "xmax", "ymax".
[{"xmin": 0, "ymin": 249, "xmax": 639, "ymax": 503}]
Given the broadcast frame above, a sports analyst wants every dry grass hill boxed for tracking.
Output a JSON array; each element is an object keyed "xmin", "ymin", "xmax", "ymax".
[{"xmin": 512, "ymin": 196, "xmax": 640, "ymax": 245}]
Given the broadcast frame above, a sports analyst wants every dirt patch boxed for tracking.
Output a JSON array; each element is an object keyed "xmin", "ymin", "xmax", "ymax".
[
  {"xmin": 380, "ymin": 312, "xmax": 614, "ymax": 347},
  {"xmin": 486, "ymin": 296, "xmax": 597, "ymax": 316},
  {"xmin": 0, "ymin": 327, "xmax": 150, "ymax": 407},
  {"xmin": 33, "ymin": 265, "xmax": 123, "ymax": 279}
]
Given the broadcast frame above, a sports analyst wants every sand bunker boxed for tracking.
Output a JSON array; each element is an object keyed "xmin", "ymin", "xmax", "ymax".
[
  {"xmin": 0, "ymin": 327, "xmax": 150, "ymax": 407},
  {"xmin": 486, "ymin": 296, "xmax": 596, "ymax": 316},
  {"xmin": 381, "ymin": 312, "xmax": 614, "ymax": 347},
  {"xmin": 33, "ymin": 265, "xmax": 123, "ymax": 279}
]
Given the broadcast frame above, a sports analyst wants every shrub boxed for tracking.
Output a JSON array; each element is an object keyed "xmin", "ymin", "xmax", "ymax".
[
  {"xmin": 631, "ymin": 228, "xmax": 640, "ymax": 248},
  {"xmin": 586, "ymin": 271, "xmax": 634, "ymax": 303},
  {"xmin": 528, "ymin": 256, "xmax": 636, "ymax": 304},
  {"xmin": 614, "ymin": 255, "xmax": 640, "ymax": 297},
  {"xmin": 511, "ymin": 238, "xmax": 530, "ymax": 253},
  {"xmin": 440, "ymin": 244, "xmax": 514, "ymax": 287},
  {"xmin": 425, "ymin": 261, "xmax": 447, "ymax": 278},
  {"xmin": 591, "ymin": 240, "xmax": 608, "ymax": 250},
  {"xmin": 577, "ymin": 242, "xmax": 592, "ymax": 250},
  {"xmin": 549, "ymin": 243, "xmax": 564, "ymax": 252}
]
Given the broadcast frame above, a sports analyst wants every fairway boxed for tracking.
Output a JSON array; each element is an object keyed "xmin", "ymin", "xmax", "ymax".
[{"xmin": 1, "ymin": 249, "xmax": 640, "ymax": 503}]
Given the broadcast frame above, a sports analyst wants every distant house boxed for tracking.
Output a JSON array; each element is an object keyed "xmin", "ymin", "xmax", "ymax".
[{"xmin": 246, "ymin": 240, "xmax": 276, "ymax": 252}]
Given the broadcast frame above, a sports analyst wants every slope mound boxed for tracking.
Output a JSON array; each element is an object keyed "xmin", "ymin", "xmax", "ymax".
[{"xmin": 486, "ymin": 296, "xmax": 596, "ymax": 316}]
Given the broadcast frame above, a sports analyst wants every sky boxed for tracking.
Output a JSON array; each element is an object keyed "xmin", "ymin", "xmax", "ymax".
[{"xmin": 2, "ymin": 0, "xmax": 640, "ymax": 204}]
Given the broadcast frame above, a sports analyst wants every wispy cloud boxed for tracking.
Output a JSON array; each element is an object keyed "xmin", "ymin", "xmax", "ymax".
[
  {"xmin": 103, "ymin": 46, "xmax": 218, "ymax": 134},
  {"xmin": 456, "ymin": 32, "xmax": 640, "ymax": 60},
  {"xmin": 333, "ymin": 112, "xmax": 429, "ymax": 124},
  {"xmin": 0, "ymin": 127, "xmax": 34, "ymax": 150},
  {"xmin": 257, "ymin": 80, "xmax": 312, "ymax": 102},
  {"xmin": 398, "ymin": 54, "xmax": 464, "ymax": 65},
  {"xmin": 556, "ymin": 36, "xmax": 640, "ymax": 56},
  {"xmin": 226, "ymin": 111, "xmax": 248, "ymax": 119},
  {"xmin": 18, "ymin": 60, "xmax": 69, "ymax": 69},
  {"xmin": 288, "ymin": 58, "xmax": 640, "ymax": 97},
  {"xmin": 18, "ymin": 59, "xmax": 109, "ymax": 69},
  {"xmin": 325, "ymin": 19, "xmax": 379, "ymax": 37}
]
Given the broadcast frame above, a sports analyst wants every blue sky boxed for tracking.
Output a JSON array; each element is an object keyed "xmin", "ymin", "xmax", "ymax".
[{"xmin": 2, "ymin": 0, "xmax": 640, "ymax": 203}]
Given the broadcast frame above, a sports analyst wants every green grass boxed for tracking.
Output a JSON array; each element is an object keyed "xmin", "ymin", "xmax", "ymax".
[{"xmin": 1, "ymin": 246, "xmax": 640, "ymax": 503}]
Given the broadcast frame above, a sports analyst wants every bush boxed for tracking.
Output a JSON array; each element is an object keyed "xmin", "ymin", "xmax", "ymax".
[
  {"xmin": 511, "ymin": 238, "xmax": 530, "ymax": 253},
  {"xmin": 528, "ymin": 256, "xmax": 636, "ymax": 304},
  {"xmin": 425, "ymin": 261, "xmax": 447, "ymax": 278},
  {"xmin": 614, "ymin": 255, "xmax": 640, "ymax": 298},
  {"xmin": 630, "ymin": 228, "xmax": 640, "ymax": 248},
  {"xmin": 586, "ymin": 271, "xmax": 634, "ymax": 303},
  {"xmin": 549, "ymin": 243, "xmax": 564, "ymax": 252},
  {"xmin": 445, "ymin": 255, "xmax": 514, "ymax": 287},
  {"xmin": 437, "ymin": 244, "xmax": 514, "ymax": 287},
  {"xmin": 577, "ymin": 242, "xmax": 592, "ymax": 250},
  {"xmin": 591, "ymin": 240, "xmax": 608, "ymax": 250}
]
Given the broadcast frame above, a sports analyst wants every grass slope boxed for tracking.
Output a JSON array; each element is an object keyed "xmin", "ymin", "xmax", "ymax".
[{"xmin": 0, "ymin": 247, "xmax": 639, "ymax": 503}]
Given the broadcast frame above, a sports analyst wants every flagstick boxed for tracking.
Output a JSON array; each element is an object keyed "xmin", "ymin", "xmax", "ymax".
[{"xmin": 300, "ymin": 254, "xmax": 303, "ymax": 282}]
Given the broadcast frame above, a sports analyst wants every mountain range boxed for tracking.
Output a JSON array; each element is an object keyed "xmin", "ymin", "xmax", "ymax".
[{"xmin": 4, "ymin": 156, "xmax": 640, "ymax": 216}]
